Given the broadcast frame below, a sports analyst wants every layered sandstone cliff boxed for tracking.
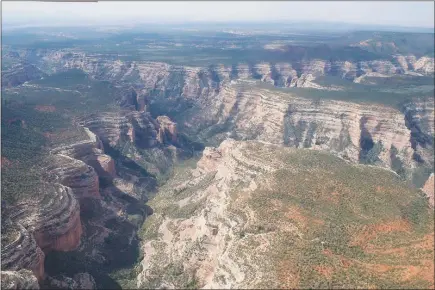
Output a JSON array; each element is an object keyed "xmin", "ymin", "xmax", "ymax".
[
  {"xmin": 79, "ymin": 111, "xmax": 159, "ymax": 148},
  {"xmin": 1, "ymin": 183, "xmax": 82, "ymax": 284},
  {"xmin": 1, "ymin": 125, "xmax": 121, "ymax": 286},
  {"xmin": 1, "ymin": 223, "xmax": 45, "ymax": 282},
  {"xmin": 176, "ymin": 84, "xmax": 417, "ymax": 175},
  {"xmin": 35, "ymin": 51, "xmax": 434, "ymax": 91}
]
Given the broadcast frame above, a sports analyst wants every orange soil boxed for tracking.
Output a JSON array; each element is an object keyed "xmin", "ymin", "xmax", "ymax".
[
  {"xmin": 350, "ymin": 220, "xmax": 411, "ymax": 248},
  {"xmin": 277, "ymin": 259, "xmax": 299, "ymax": 289},
  {"xmin": 314, "ymin": 265, "xmax": 333, "ymax": 279},
  {"xmin": 286, "ymin": 205, "xmax": 324, "ymax": 229},
  {"xmin": 366, "ymin": 233, "xmax": 434, "ymax": 256}
]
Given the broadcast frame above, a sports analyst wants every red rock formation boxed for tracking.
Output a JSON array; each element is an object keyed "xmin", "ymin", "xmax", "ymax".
[
  {"xmin": 31, "ymin": 250, "xmax": 45, "ymax": 282},
  {"xmin": 33, "ymin": 210, "xmax": 82, "ymax": 253},
  {"xmin": 27, "ymin": 184, "xmax": 83, "ymax": 254}
]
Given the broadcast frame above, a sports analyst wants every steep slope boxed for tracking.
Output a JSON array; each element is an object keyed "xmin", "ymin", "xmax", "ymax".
[{"xmin": 138, "ymin": 139, "xmax": 434, "ymax": 289}]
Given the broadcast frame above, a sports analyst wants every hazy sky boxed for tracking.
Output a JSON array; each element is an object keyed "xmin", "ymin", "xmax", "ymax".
[{"xmin": 2, "ymin": 1, "xmax": 435, "ymax": 28}]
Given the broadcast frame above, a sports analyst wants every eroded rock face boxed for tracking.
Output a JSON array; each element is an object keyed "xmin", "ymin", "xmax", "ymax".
[
  {"xmin": 1, "ymin": 223, "xmax": 45, "ymax": 281},
  {"xmin": 402, "ymin": 97, "xmax": 435, "ymax": 169},
  {"xmin": 156, "ymin": 116, "xmax": 177, "ymax": 144},
  {"xmin": 37, "ymin": 51, "xmax": 434, "ymax": 92},
  {"xmin": 51, "ymin": 127, "xmax": 116, "ymax": 179},
  {"xmin": 1, "ymin": 269, "xmax": 40, "ymax": 290},
  {"xmin": 80, "ymin": 111, "xmax": 159, "ymax": 148},
  {"xmin": 180, "ymin": 84, "xmax": 415, "ymax": 174},
  {"xmin": 1, "ymin": 123, "xmax": 117, "ymax": 287},
  {"xmin": 1, "ymin": 184, "xmax": 82, "ymax": 285},
  {"xmin": 422, "ymin": 174, "xmax": 434, "ymax": 207},
  {"xmin": 283, "ymin": 99, "xmax": 414, "ymax": 169},
  {"xmin": 138, "ymin": 140, "xmax": 435, "ymax": 289},
  {"xmin": 45, "ymin": 155, "xmax": 100, "ymax": 200},
  {"xmin": 10, "ymin": 184, "xmax": 82, "ymax": 253},
  {"xmin": 30, "ymin": 52, "xmax": 432, "ymax": 177}
]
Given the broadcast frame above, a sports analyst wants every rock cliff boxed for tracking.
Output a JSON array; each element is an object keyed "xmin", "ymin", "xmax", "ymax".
[
  {"xmin": 45, "ymin": 155, "xmax": 100, "ymax": 200},
  {"xmin": 156, "ymin": 116, "xmax": 178, "ymax": 145},
  {"xmin": 1, "ymin": 183, "xmax": 81, "ymax": 283},
  {"xmin": 36, "ymin": 51, "xmax": 434, "ymax": 89},
  {"xmin": 79, "ymin": 111, "xmax": 159, "ymax": 148},
  {"xmin": 1, "ymin": 223, "xmax": 45, "ymax": 282}
]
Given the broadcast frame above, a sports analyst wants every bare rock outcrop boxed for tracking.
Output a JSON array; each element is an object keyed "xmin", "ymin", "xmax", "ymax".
[
  {"xmin": 182, "ymin": 84, "xmax": 415, "ymax": 174},
  {"xmin": 12, "ymin": 184, "xmax": 82, "ymax": 253},
  {"xmin": 1, "ymin": 223, "xmax": 45, "ymax": 281},
  {"xmin": 36, "ymin": 51, "xmax": 434, "ymax": 99},
  {"xmin": 80, "ymin": 111, "xmax": 159, "ymax": 148},
  {"xmin": 45, "ymin": 155, "xmax": 100, "ymax": 200},
  {"xmin": 1, "ymin": 183, "xmax": 82, "ymax": 283},
  {"xmin": 402, "ymin": 97, "xmax": 435, "ymax": 168},
  {"xmin": 1, "ymin": 269, "xmax": 40, "ymax": 290},
  {"xmin": 156, "ymin": 116, "xmax": 177, "ymax": 144},
  {"xmin": 51, "ymin": 128, "xmax": 116, "ymax": 179}
]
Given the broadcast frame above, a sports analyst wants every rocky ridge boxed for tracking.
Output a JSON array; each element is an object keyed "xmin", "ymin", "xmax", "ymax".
[
  {"xmin": 37, "ymin": 51, "xmax": 434, "ymax": 86},
  {"xmin": 138, "ymin": 139, "xmax": 435, "ymax": 289}
]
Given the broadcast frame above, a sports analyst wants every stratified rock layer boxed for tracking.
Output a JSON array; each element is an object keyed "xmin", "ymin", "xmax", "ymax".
[{"xmin": 138, "ymin": 140, "xmax": 434, "ymax": 289}]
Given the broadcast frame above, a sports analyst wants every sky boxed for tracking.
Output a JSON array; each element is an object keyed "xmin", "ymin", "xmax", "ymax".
[{"xmin": 2, "ymin": 1, "xmax": 435, "ymax": 28}]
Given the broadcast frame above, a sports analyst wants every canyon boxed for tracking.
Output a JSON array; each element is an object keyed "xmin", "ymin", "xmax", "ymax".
[{"xmin": 1, "ymin": 28, "xmax": 434, "ymax": 289}]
